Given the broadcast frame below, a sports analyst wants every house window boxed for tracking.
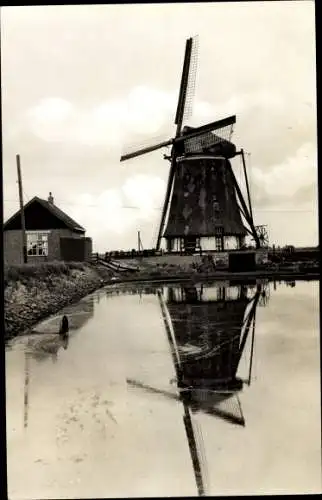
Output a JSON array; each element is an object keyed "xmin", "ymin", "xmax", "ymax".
[{"xmin": 27, "ymin": 232, "xmax": 49, "ymax": 256}]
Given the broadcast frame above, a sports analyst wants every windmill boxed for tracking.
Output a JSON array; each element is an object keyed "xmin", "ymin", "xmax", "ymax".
[
  {"xmin": 127, "ymin": 281, "xmax": 266, "ymax": 496},
  {"xmin": 120, "ymin": 36, "xmax": 262, "ymax": 253}
]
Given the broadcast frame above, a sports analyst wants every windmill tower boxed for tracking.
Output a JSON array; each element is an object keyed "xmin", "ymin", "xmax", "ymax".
[{"xmin": 121, "ymin": 37, "xmax": 263, "ymax": 254}]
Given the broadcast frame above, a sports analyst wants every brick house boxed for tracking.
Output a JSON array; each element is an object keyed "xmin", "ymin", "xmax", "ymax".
[{"xmin": 3, "ymin": 193, "xmax": 92, "ymax": 266}]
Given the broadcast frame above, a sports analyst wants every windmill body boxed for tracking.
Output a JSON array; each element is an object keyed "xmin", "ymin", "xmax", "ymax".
[
  {"xmin": 163, "ymin": 155, "xmax": 248, "ymax": 253},
  {"xmin": 121, "ymin": 37, "xmax": 263, "ymax": 254}
]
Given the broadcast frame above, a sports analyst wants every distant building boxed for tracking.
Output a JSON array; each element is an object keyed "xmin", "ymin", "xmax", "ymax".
[{"xmin": 3, "ymin": 193, "xmax": 92, "ymax": 265}]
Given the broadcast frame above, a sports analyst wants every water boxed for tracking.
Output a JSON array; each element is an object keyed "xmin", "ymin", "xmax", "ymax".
[{"xmin": 5, "ymin": 279, "xmax": 321, "ymax": 498}]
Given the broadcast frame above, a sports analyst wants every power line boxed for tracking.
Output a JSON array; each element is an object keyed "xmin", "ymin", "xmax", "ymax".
[{"xmin": 23, "ymin": 189, "xmax": 30, "ymax": 203}]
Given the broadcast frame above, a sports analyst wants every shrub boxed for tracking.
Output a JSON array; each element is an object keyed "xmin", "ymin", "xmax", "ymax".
[
  {"xmin": 4, "ymin": 260, "xmax": 89, "ymax": 283},
  {"xmin": 149, "ymin": 270, "xmax": 162, "ymax": 278},
  {"xmin": 68, "ymin": 261, "xmax": 86, "ymax": 271},
  {"xmin": 5, "ymin": 266, "xmax": 20, "ymax": 282}
]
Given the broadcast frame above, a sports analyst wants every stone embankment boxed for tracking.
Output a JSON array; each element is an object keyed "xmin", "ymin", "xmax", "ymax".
[{"xmin": 4, "ymin": 261, "xmax": 116, "ymax": 340}]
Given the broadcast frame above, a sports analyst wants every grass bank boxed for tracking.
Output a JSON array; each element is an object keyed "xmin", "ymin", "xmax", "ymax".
[{"xmin": 4, "ymin": 261, "xmax": 117, "ymax": 340}]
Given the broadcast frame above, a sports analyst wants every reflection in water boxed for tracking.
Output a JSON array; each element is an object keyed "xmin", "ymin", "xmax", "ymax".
[
  {"xmin": 24, "ymin": 352, "xmax": 30, "ymax": 429},
  {"xmin": 6, "ymin": 280, "xmax": 320, "ymax": 498},
  {"xmin": 27, "ymin": 296, "xmax": 95, "ymax": 363},
  {"xmin": 59, "ymin": 315, "xmax": 70, "ymax": 351},
  {"xmin": 127, "ymin": 281, "xmax": 270, "ymax": 496},
  {"xmin": 106, "ymin": 285, "xmax": 158, "ymax": 298},
  {"xmin": 23, "ymin": 297, "xmax": 95, "ymax": 430},
  {"xmin": 61, "ymin": 335, "xmax": 69, "ymax": 351}
]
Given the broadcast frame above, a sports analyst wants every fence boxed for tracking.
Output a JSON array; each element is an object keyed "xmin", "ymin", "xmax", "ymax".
[
  {"xmin": 91, "ymin": 249, "xmax": 163, "ymax": 261},
  {"xmin": 268, "ymin": 246, "xmax": 319, "ymax": 263},
  {"xmin": 90, "ymin": 253, "xmax": 139, "ymax": 273}
]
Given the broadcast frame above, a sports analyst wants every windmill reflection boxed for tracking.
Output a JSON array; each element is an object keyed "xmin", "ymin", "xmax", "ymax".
[{"xmin": 127, "ymin": 280, "xmax": 269, "ymax": 496}]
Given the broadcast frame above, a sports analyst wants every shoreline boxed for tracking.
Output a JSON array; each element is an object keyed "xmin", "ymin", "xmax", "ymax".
[
  {"xmin": 4, "ymin": 261, "xmax": 319, "ymax": 342},
  {"xmin": 4, "ymin": 262, "xmax": 112, "ymax": 341},
  {"xmin": 106, "ymin": 271, "xmax": 319, "ymax": 285}
]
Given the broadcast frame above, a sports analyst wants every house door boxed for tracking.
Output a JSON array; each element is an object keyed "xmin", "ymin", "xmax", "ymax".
[{"xmin": 184, "ymin": 236, "xmax": 197, "ymax": 254}]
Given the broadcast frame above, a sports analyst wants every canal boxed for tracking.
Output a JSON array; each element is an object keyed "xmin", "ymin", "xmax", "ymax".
[{"xmin": 5, "ymin": 279, "xmax": 321, "ymax": 498}]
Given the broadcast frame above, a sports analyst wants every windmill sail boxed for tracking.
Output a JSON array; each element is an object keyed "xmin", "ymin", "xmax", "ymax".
[
  {"xmin": 181, "ymin": 35, "xmax": 199, "ymax": 127},
  {"xmin": 120, "ymin": 36, "xmax": 199, "ymax": 164},
  {"xmin": 175, "ymin": 37, "xmax": 194, "ymax": 134},
  {"xmin": 155, "ymin": 151, "xmax": 177, "ymax": 250},
  {"xmin": 183, "ymin": 405, "xmax": 206, "ymax": 496},
  {"xmin": 120, "ymin": 138, "xmax": 172, "ymax": 162},
  {"xmin": 183, "ymin": 121, "xmax": 235, "ymax": 155},
  {"xmin": 158, "ymin": 289, "xmax": 208, "ymax": 496}
]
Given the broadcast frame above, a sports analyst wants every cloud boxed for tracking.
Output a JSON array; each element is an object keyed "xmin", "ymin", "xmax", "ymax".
[
  {"xmin": 24, "ymin": 87, "xmax": 179, "ymax": 148},
  {"xmin": 122, "ymin": 174, "xmax": 165, "ymax": 215},
  {"xmin": 26, "ymin": 97, "xmax": 75, "ymax": 142},
  {"xmin": 292, "ymin": 183, "xmax": 317, "ymax": 206},
  {"xmin": 27, "ymin": 86, "xmax": 285, "ymax": 150},
  {"xmin": 61, "ymin": 173, "xmax": 166, "ymax": 250},
  {"xmin": 250, "ymin": 142, "xmax": 317, "ymax": 205}
]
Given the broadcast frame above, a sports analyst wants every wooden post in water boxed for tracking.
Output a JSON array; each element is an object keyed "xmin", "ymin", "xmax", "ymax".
[{"xmin": 16, "ymin": 154, "xmax": 28, "ymax": 264}]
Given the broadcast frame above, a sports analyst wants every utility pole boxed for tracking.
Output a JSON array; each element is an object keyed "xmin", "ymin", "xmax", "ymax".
[
  {"xmin": 138, "ymin": 230, "xmax": 143, "ymax": 253},
  {"xmin": 16, "ymin": 154, "xmax": 27, "ymax": 264}
]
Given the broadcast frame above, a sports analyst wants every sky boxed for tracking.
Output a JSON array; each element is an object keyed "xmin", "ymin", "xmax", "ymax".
[{"xmin": 1, "ymin": 2, "xmax": 318, "ymax": 252}]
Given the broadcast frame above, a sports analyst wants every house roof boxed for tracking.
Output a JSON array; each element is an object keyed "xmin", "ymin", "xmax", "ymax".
[{"xmin": 3, "ymin": 196, "xmax": 86, "ymax": 233}]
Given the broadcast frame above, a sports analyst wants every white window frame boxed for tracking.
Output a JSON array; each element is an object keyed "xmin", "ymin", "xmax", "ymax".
[{"xmin": 26, "ymin": 231, "xmax": 50, "ymax": 257}]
